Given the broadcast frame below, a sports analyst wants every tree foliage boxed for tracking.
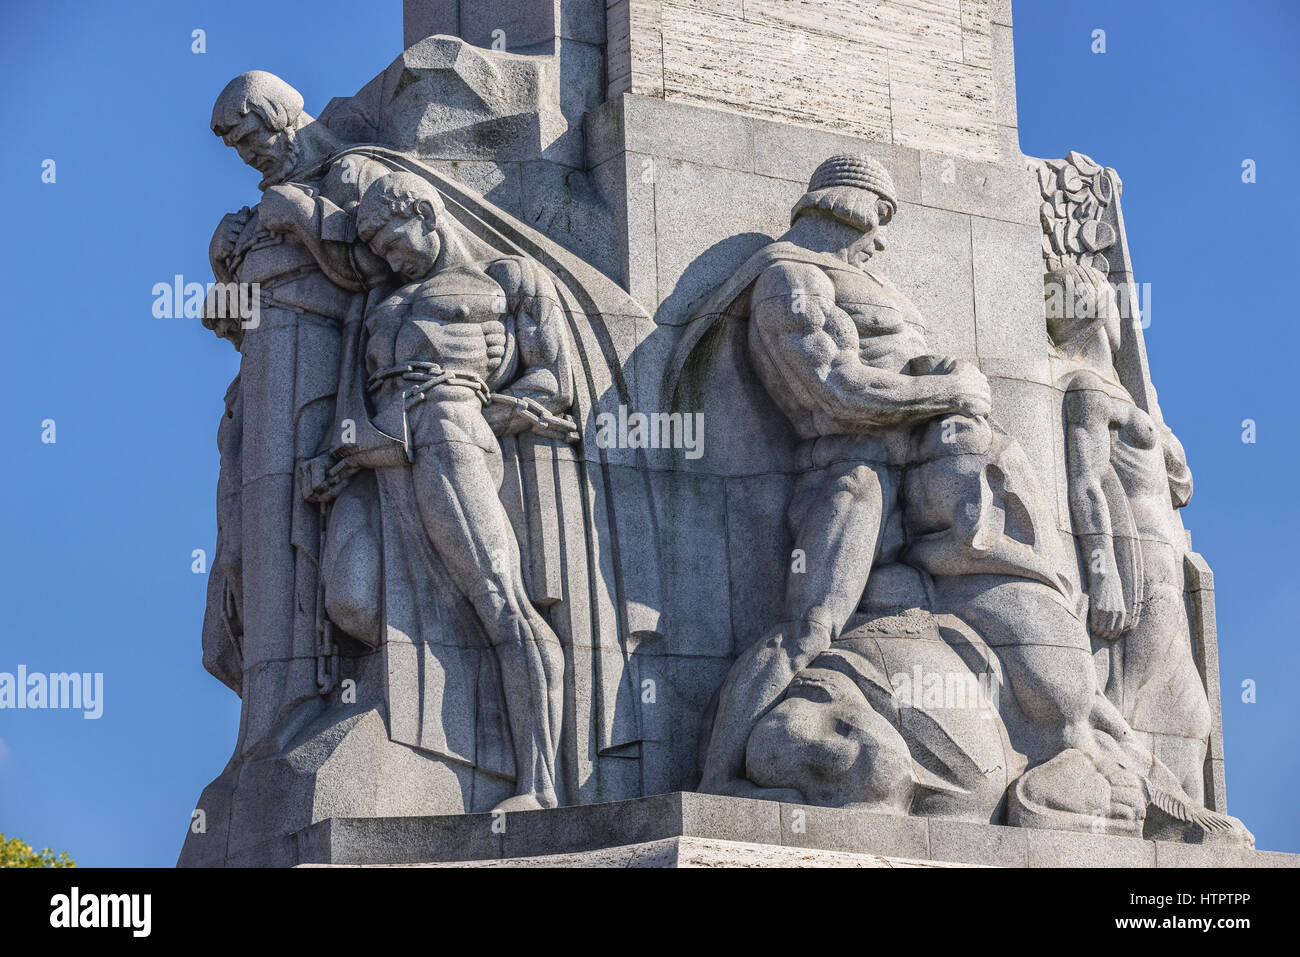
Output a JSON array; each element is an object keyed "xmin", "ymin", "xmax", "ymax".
[{"xmin": 0, "ymin": 833, "xmax": 75, "ymax": 868}]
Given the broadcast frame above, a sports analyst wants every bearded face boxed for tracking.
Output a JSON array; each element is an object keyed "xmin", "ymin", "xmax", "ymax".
[{"xmin": 220, "ymin": 110, "xmax": 299, "ymax": 190}]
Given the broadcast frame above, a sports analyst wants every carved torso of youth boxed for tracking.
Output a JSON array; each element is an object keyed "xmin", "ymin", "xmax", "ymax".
[
  {"xmin": 748, "ymin": 255, "xmax": 930, "ymax": 442},
  {"xmin": 364, "ymin": 260, "xmax": 515, "ymax": 453}
]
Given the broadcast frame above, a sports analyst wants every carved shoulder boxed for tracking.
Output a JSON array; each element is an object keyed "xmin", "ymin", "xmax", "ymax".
[
  {"xmin": 486, "ymin": 256, "xmax": 556, "ymax": 307},
  {"xmin": 485, "ymin": 255, "xmax": 524, "ymax": 293},
  {"xmin": 751, "ymin": 260, "xmax": 836, "ymax": 333},
  {"xmin": 1063, "ymin": 373, "xmax": 1114, "ymax": 426}
]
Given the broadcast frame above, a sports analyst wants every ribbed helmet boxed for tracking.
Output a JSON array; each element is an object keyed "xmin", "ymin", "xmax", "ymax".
[
  {"xmin": 806, "ymin": 154, "xmax": 898, "ymax": 210},
  {"xmin": 790, "ymin": 154, "xmax": 899, "ymax": 231}
]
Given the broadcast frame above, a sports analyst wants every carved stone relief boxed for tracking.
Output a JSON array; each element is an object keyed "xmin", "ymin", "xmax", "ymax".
[{"xmin": 181, "ymin": 44, "xmax": 1249, "ymax": 865}]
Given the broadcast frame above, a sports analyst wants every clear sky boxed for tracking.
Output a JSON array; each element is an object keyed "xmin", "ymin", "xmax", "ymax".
[{"xmin": 0, "ymin": 0, "xmax": 1295, "ymax": 866}]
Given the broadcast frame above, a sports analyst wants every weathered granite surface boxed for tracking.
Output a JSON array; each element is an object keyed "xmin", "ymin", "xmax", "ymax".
[
  {"xmin": 180, "ymin": 0, "xmax": 1256, "ymax": 866},
  {"xmin": 312, "ymin": 838, "xmax": 976, "ymax": 868},
  {"xmin": 287, "ymin": 795, "xmax": 1297, "ymax": 869}
]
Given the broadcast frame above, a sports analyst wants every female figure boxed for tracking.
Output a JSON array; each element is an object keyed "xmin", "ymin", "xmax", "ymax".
[{"xmin": 1050, "ymin": 262, "xmax": 1212, "ymax": 800}]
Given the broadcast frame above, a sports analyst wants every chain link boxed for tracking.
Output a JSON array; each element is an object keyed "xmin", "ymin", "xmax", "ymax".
[{"xmin": 367, "ymin": 362, "xmax": 580, "ymax": 446}]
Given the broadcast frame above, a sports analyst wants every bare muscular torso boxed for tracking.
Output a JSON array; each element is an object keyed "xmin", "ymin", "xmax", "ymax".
[
  {"xmin": 365, "ymin": 260, "xmax": 516, "ymax": 451},
  {"xmin": 1070, "ymin": 369, "xmax": 1182, "ymax": 578}
]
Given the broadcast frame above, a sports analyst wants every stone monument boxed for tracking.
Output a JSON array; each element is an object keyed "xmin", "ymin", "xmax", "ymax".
[{"xmin": 179, "ymin": 0, "xmax": 1293, "ymax": 867}]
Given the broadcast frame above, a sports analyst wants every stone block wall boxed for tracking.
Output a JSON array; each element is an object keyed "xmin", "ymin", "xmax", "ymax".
[
  {"xmin": 605, "ymin": 0, "xmax": 1017, "ymax": 164},
  {"xmin": 383, "ymin": 0, "xmax": 1225, "ymax": 811}
]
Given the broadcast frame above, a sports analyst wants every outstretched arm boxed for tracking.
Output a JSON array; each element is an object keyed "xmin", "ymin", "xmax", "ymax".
[
  {"xmin": 258, "ymin": 183, "xmax": 386, "ymax": 291},
  {"xmin": 907, "ymin": 525, "xmax": 1066, "ymax": 591}
]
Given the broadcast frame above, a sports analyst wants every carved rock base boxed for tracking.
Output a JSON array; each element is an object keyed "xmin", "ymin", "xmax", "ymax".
[
  {"xmin": 179, "ymin": 708, "xmax": 482, "ymax": 867},
  {"xmin": 283, "ymin": 793, "xmax": 1298, "ymax": 869}
]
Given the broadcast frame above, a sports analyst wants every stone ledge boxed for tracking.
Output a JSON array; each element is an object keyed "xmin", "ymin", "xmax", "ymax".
[
  {"xmin": 302, "ymin": 836, "xmax": 979, "ymax": 868},
  {"xmin": 294, "ymin": 793, "xmax": 1300, "ymax": 868}
]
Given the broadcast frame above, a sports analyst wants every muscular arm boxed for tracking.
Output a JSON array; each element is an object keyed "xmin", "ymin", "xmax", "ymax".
[
  {"xmin": 318, "ymin": 153, "xmax": 391, "ymax": 287},
  {"xmin": 750, "ymin": 262, "xmax": 977, "ymax": 429},
  {"xmin": 907, "ymin": 524, "xmax": 1065, "ymax": 591},
  {"xmin": 259, "ymin": 161, "xmax": 390, "ymax": 291},
  {"xmin": 257, "ymin": 184, "xmax": 366, "ymax": 291},
  {"xmin": 484, "ymin": 258, "xmax": 575, "ymax": 435}
]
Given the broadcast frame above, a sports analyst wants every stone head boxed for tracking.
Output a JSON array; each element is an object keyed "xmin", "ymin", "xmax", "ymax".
[
  {"xmin": 789, "ymin": 154, "xmax": 898, "ymax": 267},
  {"xmin": 1044, "ymin": 260, "xmax": 1122, "ymax": 366},
  {"xmin": 745, "ymin": 657, "xmax": 911, "ymax": 808},
  {"xmin": 211, "ymin": 71, "xmax": 308, "ymax": 189},
  {"xmin": 357, "ymin": 171, "xmax": 448, "ymax": 282}
]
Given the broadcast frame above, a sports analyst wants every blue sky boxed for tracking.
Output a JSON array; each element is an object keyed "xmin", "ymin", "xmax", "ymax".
[
  {"xmin": 1013, "ymin": 0, "xmax": 1300, "ymax": 853},
  {"xmin": 0, "ymin": 0, "xmax": 1295, "ymax": 865}
]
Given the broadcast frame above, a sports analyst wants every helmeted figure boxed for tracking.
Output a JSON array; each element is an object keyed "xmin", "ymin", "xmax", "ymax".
[
  {"xmin": 676, "ymin": 155, "xmax": 992, "ymax": 797},
  {"xmin": 670, "ymin": 155, "xmax": 1249, "ymax": 844}
]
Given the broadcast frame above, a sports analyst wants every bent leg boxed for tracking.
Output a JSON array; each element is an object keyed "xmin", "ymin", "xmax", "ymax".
[
  {"xmin": 956, "ymin": 580, "xmax": 1098, "ymax": 762},
  {"xmin": 700, "ymin": 463, "xmax": 890, "ymax": 793}
]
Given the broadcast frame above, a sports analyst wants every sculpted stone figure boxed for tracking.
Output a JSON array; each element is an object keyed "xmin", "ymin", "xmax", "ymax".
[
  {"xmin": 178, "ymin": 8, "xmax": 1266, "ymax": 866},
  {"xmin": 684, "ymin": 155, "xmax": 1248, "ymax": 844},
  {"xmin": 739, "ymin": 611, "xmax": 1011, "ymax": 820},
  {"xmin": 903, "ymin": 412, "xmax": 1176, "ymax": 833},
  {"xmin": 320, "ymin": 170, "xmax": 576, "ymax": 810},
  {"xmin": 1049, "ymin": 261, "xmax": 1212, "ymax": 800},
  {"xmin": 695, "ymin": 155, "xmax": 992, "ymax": 796},
  {"xmin": 185, "ymin": 56, "xmax": 666, "ymax": 859},
  {"xmin": 204, "ymin": 70, "xmax": 389, "ymax": 757}
]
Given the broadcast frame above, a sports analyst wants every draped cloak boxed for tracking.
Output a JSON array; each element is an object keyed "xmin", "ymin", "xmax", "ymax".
[{"xmin": 322, "ymin": 149, "xmax": 666, "ymax": 800}]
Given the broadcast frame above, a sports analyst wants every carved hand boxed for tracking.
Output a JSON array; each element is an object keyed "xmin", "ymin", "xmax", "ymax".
[
  {"xmin": 209, "ymin": 207, "xmax": 253, "ymax": 279},
  {"xmin": 484, "ymin": 322, "xmax": 507, "ymax": 367},
  {"xmin": 908, "ymin": 354, "xmax": 957, "ymax": 375},
  {"xmin": 299, "ymin": 453, "xmax": 358, "ymax": 504},
  {"xmin": 938, "ymin": 361, "xmax": 992, "ymax": 418},
  {"xmin": 1088, "ymin": 570, "xmax": 1127, "ymax": 640}
]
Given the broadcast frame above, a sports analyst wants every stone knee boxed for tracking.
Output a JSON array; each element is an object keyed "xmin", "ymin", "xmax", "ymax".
[
  {"xmin": 756, "ymin": 620, "xmax": 832, "ymax": 672},
  {"xmin": 1003, "ymin": 644, "xmax": 1095, "ymax": 733},
  {"xmin": 828, "ymin": 464, "xmax": 883, "ymax": 507}
]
